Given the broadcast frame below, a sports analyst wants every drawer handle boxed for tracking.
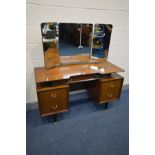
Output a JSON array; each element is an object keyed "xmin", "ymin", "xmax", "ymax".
[
  {"xmin": 108, "ymin": 93, "xmax": 113, "ymax": 97},
  {"xmin": 51, "ymin": 104, "xmax": 58, "ymax": 110},
  {"xmin": 51, "ymin": 93, "xmax": 56, "ymax": 98},
  {"xmin": 110, "ymin": 84, "xmax": 115, "ymax": 88}
]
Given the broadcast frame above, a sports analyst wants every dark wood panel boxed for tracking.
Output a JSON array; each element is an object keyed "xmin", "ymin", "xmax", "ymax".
[{"xmin": 69, "ymin": 80, "xmax": 97, "ymax": 91}]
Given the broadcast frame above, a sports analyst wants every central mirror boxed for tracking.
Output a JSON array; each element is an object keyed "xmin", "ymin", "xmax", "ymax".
[{"xmin": 59, "ymin": 23, "xmax": 93, "ymax": 64}]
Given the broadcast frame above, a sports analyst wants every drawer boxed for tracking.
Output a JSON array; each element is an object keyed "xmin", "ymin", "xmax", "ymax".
[
  {"xmin": 37, "ymin": 85, "xmax": 69, "ymax": 116},
  {"xmin": 98, "ymin": 74, "xmax": 123, "ymax": 103},
  {"xmin": 69, "ymin": 73, "xmax": 102, "ymax": 83}
]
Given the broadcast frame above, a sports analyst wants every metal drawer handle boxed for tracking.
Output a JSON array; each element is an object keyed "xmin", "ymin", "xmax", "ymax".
[
  {"xmin": 108, "ymin": 93, "xmax": 113, "ymax": 97},
  {"xmin": 51, "ymin": 104, "xmax": 58, "ymax": 110},
  {"xmin": 51, "ymin": 93, "xmax": 56, "ymax": 98},
  {"xmin": 110, "ymin": 83, "xmax": 115, "ymax": 88}
]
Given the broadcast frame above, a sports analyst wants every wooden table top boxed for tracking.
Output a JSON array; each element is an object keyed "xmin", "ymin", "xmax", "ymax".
[{"xmin": 34, "ymin": 61, "xmax": 124, "ymax": 83}]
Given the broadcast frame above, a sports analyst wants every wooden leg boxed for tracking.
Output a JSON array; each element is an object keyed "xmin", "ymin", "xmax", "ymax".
[
  {"xmin": 105, "ymin": 102, "xmax": 108, "ymax": 109},
  {"xmin": 53, "ymin": 114, "xmax": 57, "ymax": 124}
]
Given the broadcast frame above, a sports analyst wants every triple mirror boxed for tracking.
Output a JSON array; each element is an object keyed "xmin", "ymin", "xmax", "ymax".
[{"xmin": 41, "ymin": 22, "xmax": 113, "ymax": 68}]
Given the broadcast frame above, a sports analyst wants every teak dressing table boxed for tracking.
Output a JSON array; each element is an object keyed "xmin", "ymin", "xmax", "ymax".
[{"xmin": 34, "ymin": 22, "xmax": 125, "ymax": 122}]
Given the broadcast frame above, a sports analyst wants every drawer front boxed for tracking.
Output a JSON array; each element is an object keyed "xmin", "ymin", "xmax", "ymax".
[
  {"xmin": 69, "ymin": 74, "xmax": 102, "ymax": 83},
  {"xmin": 99, "ymin": 78, "xmax": 123, "ymax": 103},
  {"xmin": 37, "ymin": 85, "xmax": 69, "ymax": 116}
]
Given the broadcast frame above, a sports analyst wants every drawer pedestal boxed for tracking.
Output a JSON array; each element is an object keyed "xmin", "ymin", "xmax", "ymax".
[{"xmin": 37, "ymin": 85, "xmax": 69, "ymax": 117}]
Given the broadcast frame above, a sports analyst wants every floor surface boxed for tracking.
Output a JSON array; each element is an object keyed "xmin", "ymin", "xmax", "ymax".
[{"xmin": 26, "ymin": 89, "xmax": 129, "ymax": 155}]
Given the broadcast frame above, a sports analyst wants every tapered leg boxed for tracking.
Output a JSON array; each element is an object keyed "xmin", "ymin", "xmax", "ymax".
[
  {"xmin": 105, "ymin": 102, "xmax": 108, "ymax": 109},
  {"xmin": 53, "ymin": 114, "xmax": 57, "ymax": 123}
]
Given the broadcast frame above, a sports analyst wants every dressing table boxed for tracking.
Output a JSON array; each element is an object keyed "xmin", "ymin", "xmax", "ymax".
[{"xmin": 34, "ymin": 22, "xmax": 124, "ymax": 122}]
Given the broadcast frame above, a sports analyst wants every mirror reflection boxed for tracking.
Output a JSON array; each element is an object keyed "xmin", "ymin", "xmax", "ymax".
[
  {"xmin": 40, "ymin": 22, "xmax": 113, "ymax": 68},
  {"xmin": 92, "ymin": 24, "xmax": 113, "ymax": 59},
  {"xmin": 59, "ymin": 23, "xmax": 93, "ymax": 63},
  {"xmin": 41, "ymin": 22, "xmax": 60, "ymax": 68}
]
